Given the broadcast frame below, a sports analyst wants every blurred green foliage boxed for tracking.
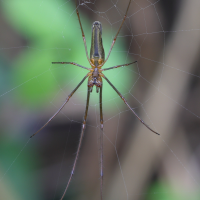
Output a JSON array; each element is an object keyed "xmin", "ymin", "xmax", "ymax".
[
  {"xmin": 0, "ymin": 138, "xmax": 41, "ymax": 200},
  {"xmin": 147, "ymin": 181, "xmax": 200, "ymax": 200}
]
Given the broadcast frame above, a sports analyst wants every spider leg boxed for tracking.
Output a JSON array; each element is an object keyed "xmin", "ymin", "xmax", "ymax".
[
  {"xmin": 60, "ymin": 87, "xmax": 91, "ymax": 200},
  {"xmin": 99, "ymin": 86, "xmax": 104, "ymax": 200},
  {"xmin": 102, "ymin": 61, "xmax": 137, "ymax": 71},
  {"xmin": 52, "ymin": 62, "xmax": 91, "ymax": 71},
  {"xmin": 101, "ymin": 0, "xmax": 132, "ymax": 66},
  {"xmin": 75, "ymin": 0, "xmax": 93, "ymax": 66},
  {"xmin": 102, "ymin": 74, "xmax": 160, "ymax": 135},
  {"xmin": 30, "ymin": 73, "xmax": 89, "ymax": 138}
]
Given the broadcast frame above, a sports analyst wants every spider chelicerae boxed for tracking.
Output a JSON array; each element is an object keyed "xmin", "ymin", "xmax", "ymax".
[{"xmin": 30, "ymin": 0, "xmax": 159, "ymax": 199}]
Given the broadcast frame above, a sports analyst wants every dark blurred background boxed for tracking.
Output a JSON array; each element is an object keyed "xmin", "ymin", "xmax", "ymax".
[{"xmin": 0, "ymin": 0, "xmax": 200, "ymax": 200}]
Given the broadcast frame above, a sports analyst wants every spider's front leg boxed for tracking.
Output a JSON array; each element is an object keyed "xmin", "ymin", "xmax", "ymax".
[
  {"xmin": 87, "ymin": 70, "xmax": 104, "ymax": 199},
  {"xmin": 30, "ymin": 73, "xmax": 89, "ymax": 138},
  {"xmin": 99, "ymin": 86, "xmax": 104, "ymax": 200},
  {"xmin": 101, "ymin": 73, "xmax": 160, "ymax": 136},
  {"xmin": 60, "ymin": 86, "xmax": 91, "ymax": 200}
]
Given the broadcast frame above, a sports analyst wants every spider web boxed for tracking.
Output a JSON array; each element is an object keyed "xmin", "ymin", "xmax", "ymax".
[{"xmin": 0, "ymin": 0, "xmax": 200, "ymax": 200}]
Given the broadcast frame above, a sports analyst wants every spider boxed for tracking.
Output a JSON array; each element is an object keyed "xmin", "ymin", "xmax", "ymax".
[{"xmin": 30, "ymin": 0, "xmax": 159, "ymax": 199}]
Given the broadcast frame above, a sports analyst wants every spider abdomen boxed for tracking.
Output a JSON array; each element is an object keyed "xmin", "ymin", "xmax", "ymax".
[{"xmin": 90, "ymin": 21, "xmax": 105, "ymax": 64}]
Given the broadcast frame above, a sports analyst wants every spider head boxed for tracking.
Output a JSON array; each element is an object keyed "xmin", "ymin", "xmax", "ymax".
[{"xmin": 88, "ymin": 68, "xmax": 102, "ymax": 93}]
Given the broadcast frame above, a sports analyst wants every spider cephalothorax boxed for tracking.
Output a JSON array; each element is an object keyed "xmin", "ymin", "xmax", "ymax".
[{"xmin": 88, "ymin": 68, "xmax": 102, "ymax": 92}]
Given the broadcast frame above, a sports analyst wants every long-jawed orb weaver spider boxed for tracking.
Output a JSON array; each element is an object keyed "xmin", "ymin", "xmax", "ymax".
[{"xmin": 30, "ymin": 0, "xmax": 160, "ymax": 199}]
